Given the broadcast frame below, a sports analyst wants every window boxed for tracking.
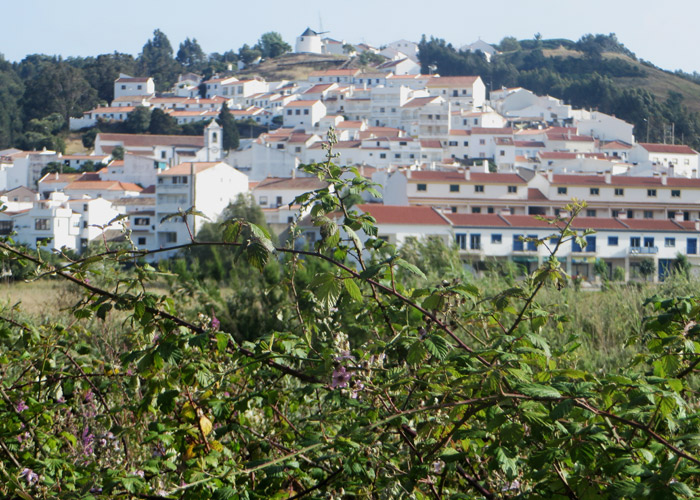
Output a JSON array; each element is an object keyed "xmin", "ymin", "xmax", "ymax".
[
  {"xmin": 134, "ymin": 217, "xmax": 149, "ymax": 226},
  {"xmin": 82, "ymin": 203, "xmax": 89, "ymax": 211},
  {"xmin": 614, "ymin": 188, "xmax": 624, "ymax": 196},
  {"xmin": 137, "ymin": 237, "xmax": 146, "ymax": 246},
  {"xmin": 164, "ymin": 232, "xmax": 177, "ymax": 243},
  {"xmin": 448, "ymin": 141, "xmax": 458, "ymax": 147},
  {"xmin": 173, "ymin": 176, "xmax": 188, "ymax": 184},
  {"xmin": 295, "ymin": 109, "xmax": 300, "ymax": 115},
  {"xmin": 499, "ymin": 150, "xmax": 505, "ymax": 157},
  {"xmin": 487, "ymin": 207, "xmax": 494, "ymax": 214},
  {"xmin": 627, "ymin": 210, "xmax": 634, "ymax": 219},
  {"xmin": 161, "ymin": 151, "xmax": 167, "ymax": 159},
  {"xmin": 491, "ymin": 234, "xmax": 502, "ymax": 244},
  {"xmin": 644, "ymin": 211, "xmax": 653, "ymax": 219},
  {"xmin": 287, "ymin": 110, "xmax": 292, "ymax": 115},
  {"xmin": 121, "ymin": 85, "xmax": 126, "ymax": 90},
  {"xmin": 479, "ymin": 139, "xmax": 486, "ymax": 145},
  {"xmin": 584, "ymin": 209, "xmax": 595, "ymax": 217},
  {"xmin": 647, "ymin": 189, "xmax": 657, "ymax": 197},
  {"xmin": 557, "ymin": 187, "xmax": 568, "ymax": 195},
  {"xmin": 276, "ymin": 144, "xmax": 285, "ymax": 150},
  {"xmin": 259, "ymin": 196, "xmax": 268, "ymax": 206},
  {"xmin": 475, "ymin": 185, "xmax": 484, "ymax": 193},
  {"xmin": 472, "ymin": 207, "xmax": 481, "ymax": 214},
  {"xmin": 470, "ymin": 234, "xmax": 481, "ymax": 250},
  {"xmin": 449, "ymin": 184, "xmax": 460, "ymax": 192},
  {"xmin": 380, "ymin": 153, "xmax": 386, "ymax": 159},
  {"xmin": 394, "ymin": 154, "xmax": 401, "ymax": 159},
  {"xmin": 608, "ymin": 236, "xmax": 618, "ymax": 246},
  {"xmin": 688, "ymin": 238, "xmax": 697, "ymax": 255},
  {"xmin": 295, "ymin": 147, "xmax": 301, "ymax": 153},
  {"xmin": 455, "ymin": 233, "xmax": 467, "ymax": 250},
  {"xmin": 630, "ymin": 237, "xmax": 641, "ymax": 248},
  {"xmin": 513, "ymin": 234, "xmax": 524, "ymax": 252},
  {"xmin": 35, "ymin": 218, "xmax": 50, "ymax": 230},
  {"xmin": 643, "ymin": 237, "xmax": 655, "ymax": 248},
  {"xmin": 590, "ymin": 187, "xmax": 599, "ymax": 195},
  {"xmin": 507, "ymin": 186, "xmax": 517, "ymax": 193},
  {"xmin": 417, "ymin": 184, "xmax": 427, "ymax": 192},
  {"xmin": 672, "ymin": 189, "xmax": 681, "ymax": 197},
  {"xmin": 665, "ymin": 237, "xmax": 676, "ymax": 247},
  {"xmin": 0, "ymin": 221, "xmax": 12, "ymax": 235},
  {"xmin": 303, "ymin": 109, "xmax": 309, "ymax": 115}
]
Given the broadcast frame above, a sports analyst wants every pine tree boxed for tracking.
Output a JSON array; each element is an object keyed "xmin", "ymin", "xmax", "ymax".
[{"xmin": 217, "ymin": 103, "xmax": 239, "ymax": 151}]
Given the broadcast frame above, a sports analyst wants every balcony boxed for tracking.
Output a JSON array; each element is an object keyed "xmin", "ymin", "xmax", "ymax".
[{"xmin": 629, "ymin": 246, "xmax": 658, "ymax": 255}]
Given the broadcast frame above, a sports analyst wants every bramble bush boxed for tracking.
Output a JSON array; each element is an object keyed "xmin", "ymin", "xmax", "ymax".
[{"xmin": 2, "ymin": 135, "xmax": 700, "ymax": 499}]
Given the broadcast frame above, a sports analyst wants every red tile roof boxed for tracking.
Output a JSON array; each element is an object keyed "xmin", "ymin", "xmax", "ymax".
[
  {"xmin": 254, "ymin": 177, "xmax": 329, "ymax": 190},
  {"xmin": 639, "ymin": 143, "xmax": 697, "ymax": 155},
  {"xmin": 97, "ymin": 133, "xmax": 203, "ymax": 148},
  {"xmin": 357, "ymin": 204, "xmax": 449, "ymax": 225},
  {"xmin": 65, "ymin": 180, "xmax": 142, "ymax": 192},
  {"xmin": 426, "ymin": 76, "xmax": 480, "ymax": 87},
  {"xmin": 528, "ymin": 188, "xmax": 548, "ymax": 201},
  {"xmin": 409, "ymin": 171, "xmax": 526, "ymax": 184},
  {"xmin": 446, "ymin": 213, "xmax": 511, "ymax": 227},
  {"xmin": 160, "ymin": 162, "xmax": 221, "ymax": 176}
]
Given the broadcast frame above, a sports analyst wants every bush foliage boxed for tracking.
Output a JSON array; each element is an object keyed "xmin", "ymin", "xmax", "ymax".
[{"xmin": 2, "ymin": 139, "xmax": 700, "ymax": 499}]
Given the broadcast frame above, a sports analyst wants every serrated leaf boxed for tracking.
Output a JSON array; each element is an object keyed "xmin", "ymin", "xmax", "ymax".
[
  {"xmin": 407, "ymin": 341, "xmax": 426, "ymax": 365},
  {"xmin": 517, "ymin": 383, "xmax": 561, "ymax": 399},
  {"xmin": 424, "ymin": 334, "xmax": 450, "ymax": 360},
  {"xmin": 200, "ymin": 415, "xmax": 213, "ymax": 436},
  {"xmin": 395, "ymin": 258, "xmax": 426, "ymax": 279},
  {"xmin": 310, "ymin": 272, "xmax": 342, "ymax": 309}
]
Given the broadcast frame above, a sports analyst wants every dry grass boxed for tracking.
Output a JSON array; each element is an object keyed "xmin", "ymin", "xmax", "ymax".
[
  {"xmin": 0, "ymin": 279, "xmax": 80, "ymax": 317},
  {"xmin": 238, "ymin": 53, "xmax": 349, "ymax": 81}
]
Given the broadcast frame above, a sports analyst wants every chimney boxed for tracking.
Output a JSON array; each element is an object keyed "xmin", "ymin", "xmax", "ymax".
[
  {"xmin": 675, "ymin": 211, "xmax": 684, "ymax": 222},
  {"xmin": 291, "ymin": 167, "xmax": 296, "ymax": 179},
  {"xmin": 605, "ymin": 171, "xmax": 612, "ymax": 184},
  {"xmin": 499, "ymin": 207, "xmax": 511, "ymax": 216},
  {"xmin": 669, "ymin": 165, "xmax": 675, "ymax": 178},
  {"xmin": 464, "ymin": 167, "xmax": 471, "ymax": 181},
  {"xmin": 695, "ymin": 220, "xmax": 700, "ymax": 231},
  {"xmin": 617, "ymin": 210, "xmax": 627, "ymax": 220},
  {"xmin": 406, "ymin": 169, "xmax": 411, "ymax": 179},
  {"xmin": 693, "ymin": 169, "xmax": 698, "ymax": 178},
  {"xmin": 547, "ymin": 169, "xmax": 553, "ymax": 182},
  {"xmin": 661, "ymin": 172, "xmax": 667, "ymax": 185}
]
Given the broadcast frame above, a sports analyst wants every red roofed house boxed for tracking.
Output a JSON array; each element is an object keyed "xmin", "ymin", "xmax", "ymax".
[
  {"xmin": 631, "ymin": 143, "xmax": 699, "ymax": 178},
  {"xmin": 355, "ymin": 203, "xmax": 453, "ymax": 246}
]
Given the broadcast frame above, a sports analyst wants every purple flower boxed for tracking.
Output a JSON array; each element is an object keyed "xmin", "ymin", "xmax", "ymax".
[
  {"xmin": 15, "ymin": 400, "xmax": 28, "ymax": 413},
  {"xmin": 20, "ymin": 468, "xmax": 38, "ymax": 484},
  {"xmin": 84, "ymin": 390, "xmax": 94, "ymax": 403},
  {"xmin": 82, "ymin": 427, "xmax": 94, "ymax": 456},
  {"xmin": 211, "ymin": 310, "xmax": 220, "ymax": 331},
  {"xmin": 332, "ymin": 366, "xmax": 352, "ymax": 389}
]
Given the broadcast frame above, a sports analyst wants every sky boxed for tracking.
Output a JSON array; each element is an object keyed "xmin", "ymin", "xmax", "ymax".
[{"xmin": 1, "ymin": 0, "xmax": 698, "ymax": 73}]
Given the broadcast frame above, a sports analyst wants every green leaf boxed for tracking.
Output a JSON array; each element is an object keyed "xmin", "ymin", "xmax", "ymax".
[
  {"xmin": 407, "ymin": 341, "xmax": 427, "ymax": 365},
  {"xmin": 494, "ymin": 446, "xmax": 518, "ymax": 479},
  {"xmin": 517, "ymin": 383, "xmax": 562, "ymax": 399},
  {"xmin": 343, "ymin": 279, "xmax": 363, "ymax": 302},
  {"xmin": 310, "ymin": 273, "xmax": 342, "ymax": 309},
  {"xmin": 157, "ymin": 390, "xmax": 179, "ymax": 413},
  {"xmin": 424, "ymin": 334, "xmax": 450, "ymax": 360},
  {"xmin": 395, "ymin": 258, "xmax": 426, "ymax": 279}
]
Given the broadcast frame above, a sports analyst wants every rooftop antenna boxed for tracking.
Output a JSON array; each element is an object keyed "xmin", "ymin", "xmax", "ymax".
[{"xmin": 319, "ymin": 12, "xmax": 324, "ymax": 34}]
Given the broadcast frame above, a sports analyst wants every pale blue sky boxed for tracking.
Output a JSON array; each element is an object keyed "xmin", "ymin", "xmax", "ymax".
[{"xmin": 1, "ymin": 0, "xmax": 698, "ymax": 73}]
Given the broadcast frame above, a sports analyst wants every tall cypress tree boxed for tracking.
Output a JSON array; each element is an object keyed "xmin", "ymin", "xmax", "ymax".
[{"xmin": 217, "ymin": 103, "xmax": 239, "ymax": 151}]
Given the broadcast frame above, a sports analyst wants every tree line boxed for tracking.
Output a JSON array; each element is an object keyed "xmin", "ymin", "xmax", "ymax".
[{"xmin": 0, "ymin": 30, "xmax": 291, "ymax": 152}]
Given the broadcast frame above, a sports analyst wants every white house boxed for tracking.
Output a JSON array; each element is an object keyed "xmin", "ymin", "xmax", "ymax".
[
  {"xmin": 154, "ymin": 161, "xmax": 249, "ymax": 249},
  {"xmin": 114, "ymin": 75, "xmax": 155, "ymax": 99},
  {"xmin": 630, "ymin": 143, "xmax": 699, "ymax": 177},
  {"xmin": 68, "ymin": 197, "xmax": 123, "ymax": 251},
  {"xmin": 384, "ymin": 40, "xmax": 419, "ymax": 62},
  {"xmin": 11, "ymin": 192, "xmax": 80, "ymax": 251},
  {"xmin": 426, "ymin": 76, "xmax": 486, "ymax": 110},
  {"xmin": 459, "ymin": 40, "xmax": 499, "ymax": 62},
  {"xmin": 354, "ymin": 204, "xmax": 453, "ymax": 247},
  {"xmin": 282, "ymin": 100, "xmax": 327, "ymax": 130}
]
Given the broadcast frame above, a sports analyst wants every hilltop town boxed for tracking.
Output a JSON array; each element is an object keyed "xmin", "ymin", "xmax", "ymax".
[{"xmin": 1, "ymin": 30, "xmax": 699, "ymax": 283}]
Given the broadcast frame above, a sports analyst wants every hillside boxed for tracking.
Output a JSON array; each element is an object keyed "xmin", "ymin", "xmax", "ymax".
[
  {"xmin": 238, "ymin": 52, "xmax": 349, "ymax": 81},
  {"xmin": 539, "ymin": 48, "xmax": 700, "ymax": 113}
]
